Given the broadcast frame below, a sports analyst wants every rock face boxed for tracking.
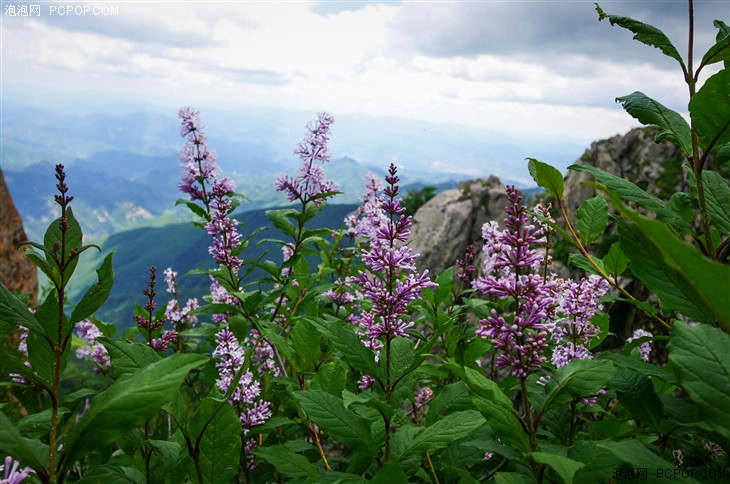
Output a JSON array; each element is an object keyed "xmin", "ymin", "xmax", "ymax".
[
  {"xmin": 0, "ymin": 168, "xmax": 37, "ymax": 301},
  {"xmin": 408, "ymin": 176, "xmax": 509, "ymax": 275},
  {"xmin": 564, "ymin": 126, "xmax": 684, "ymax": 213}
]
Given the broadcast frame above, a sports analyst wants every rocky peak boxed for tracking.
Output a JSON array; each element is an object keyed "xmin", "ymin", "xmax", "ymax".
[{"xmin": 0, "ymin": 167, "xmax": 37, "ymax": 301}]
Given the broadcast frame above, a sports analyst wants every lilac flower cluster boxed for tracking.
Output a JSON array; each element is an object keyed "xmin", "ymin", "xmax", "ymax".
[
  {"xmin": 550, "ymin": 275, "xmax": 610, "ymax": 367},
  {"xmin": 275, "ymin": 112, "xmax": 338, "ymax": 205},
  {"xmin": 10, "ymin": 326, "xmax": 30, "ymax": 384},
  {"xmin": 212, "ymin": 329, "xmax": 272, "ymax": 448},
  {"xmin": 209, "ymin": 277, "xmax": 240, "ymax": 324},
  {"xmin": 163, "ymin": 267, "xmax": 199, "ymax": 328},
  {"xmin": 1, "ymin": 456, "xmax": 33, "ymax": 484},
  {"xmin": 473, "ymin": 186, "xmax": 555, "ymax": 378},
  {"xmin": 627, "ymin": 329, "xmax": 653, "ymax": 362},
  {"xmin": 246, "ymin": 328, "xmax": 280, "ymax": 377},
  {"xmin": 74, "ymin": 320, "xmax": 110, "ymax": 371},
  {"xmin": 350, "ymin": 164, "xmax": 437, "ymax": 350},
  {"xmin": 178, "ymin": 107, "xmax": 242, "ymax": 271},
  {"xmin": 345, "ymin": 173, "xmax": 386, "ymax": 239}
]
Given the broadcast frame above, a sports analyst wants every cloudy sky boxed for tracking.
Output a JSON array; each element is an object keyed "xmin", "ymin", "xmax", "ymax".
[{"xmin": 2, "ymin": 0, "xmax": 728, "ymax": 159}]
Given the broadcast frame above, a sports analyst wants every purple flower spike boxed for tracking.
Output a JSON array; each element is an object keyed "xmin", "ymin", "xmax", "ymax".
[
  {"xmin": 1, "ymin": 456, "xmax": 34, "ymax": 484},
  {"xmin": 473, "ymin": 186, "xmax": 555, "ymax": 378},
  {"xmin": 275, "ymin": 112, "xmax": 339, "ymax": 205},
  {"xmin": 351, "ymin": 164, "xmax": 437, "ymax": 349}
]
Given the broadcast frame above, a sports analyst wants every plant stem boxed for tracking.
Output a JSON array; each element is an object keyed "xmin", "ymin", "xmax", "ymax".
[{"xmin": 384, "ymin": 335, "xmax": 393, "ymax": 463}]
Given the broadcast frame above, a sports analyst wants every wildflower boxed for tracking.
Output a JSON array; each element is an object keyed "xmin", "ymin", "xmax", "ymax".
[
  {"xmin": 275, "ymin": 112, "xmax": 338, "ymax": 205},
  {"xmin": 351, "ymin": 164, "xmax": 437, "ymax": 348},
  {"xmin": 1, "ymin": 456, "xmax": 34, "ymax": 484},
  {"xmin": 74, "ymin": 320, "xmax": 110, "ymax": 370},
  {"xmin": 345, "ymin": 173, "xmax": 386, "ymax": 239},
  {"xmin": 483, "ymin": 452, "xmax": 494, "ymax": 461},
  {"xmin": 473, "ymin": 186, "xmax": 555, "ymax": 378},
  {"xmin": 210, "ymin": 277, "xmax": 239, "ymax": 324},
  {"xmin": 178, "ymin": 107, "xmax": 220, "ymax": 202},
  {"xmin": 150, "ymin": 330, "xmax": 178, "ymax": 352},
  {"xmin": 627, "ymin": 329, "xmax": 653, "ymax": 362},
  {"xmin": 212, "ymin": 329, "xmax": 271, "ymax": 435},
  {"xmin": 456, "ymin": 242, "xmax": 479, "ymax": 282},
  {"xmin": 10, "ymin": 326, "xmax": 31, "ymax": 384},
  {"xmin": 205, "ymin": 179, "xmax": 242, "ymax": 270},
  {"xmin": 246, "ymin": 328, "xmax": 280, "ymax": 377},
  {"xmin": 134, "ymin": 267, "xmax": 166, "ymax": 334},
  {"xmin": 358, "ymin": 374, "xmax": 376, "ymax": 391}
]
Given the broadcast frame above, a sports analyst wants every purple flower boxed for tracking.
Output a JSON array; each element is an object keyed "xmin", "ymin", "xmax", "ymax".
[
  {"xmin": 1, "ymin": 456, "xmax": 33, "ymax": 484},
  {"xmin": 473, "ymin": 186, "xmax": 555, "ymax": 378},
  {"xmin": 178, "ymin": 107, "xmax": 220, "ymax": 202},
  {"xmin": 74, "ymin": 319, "xmax": 110, "ymax": 370},
  {"xmin": 627, "ymin": 329, "xmax": 653, "ymax": 362},
  {"xmin": 246, "ymin": 328, "xmax": 280, "ymax": 377},
  {"xmin": 212, "ymin": 329, "xmax": 271, "ymax": 435},
  {"xmin": 358, "ymin": 374, "xmax": 376, "ymax": 391},
  {"xmin": 151, "ymin": 330, "xmax": 178, "ymax": 351},
  {"xmin": 351, "ymin": 164, "xmax": 437, "ymax": 349},
  {"xmin": 10, "ymin": 326, "xmax": 31, "ymax": 384},
  {"xmin": 345, "ymin": 173, "xmax": 387, "ymax": 239},
  {"xmin": 275, "ymin": 112, "xmax": 339, "ymax": 205}
]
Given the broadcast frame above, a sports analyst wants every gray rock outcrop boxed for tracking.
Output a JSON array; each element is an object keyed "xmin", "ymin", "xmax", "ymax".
[{"xmin": 408, "ymin": 176, "xmax": 509, "ymax": 275}]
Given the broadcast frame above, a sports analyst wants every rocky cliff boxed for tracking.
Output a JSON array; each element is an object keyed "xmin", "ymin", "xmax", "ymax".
[{"xmin": 0, "ymin": 167, "xmax": 37, "ymax": 301}]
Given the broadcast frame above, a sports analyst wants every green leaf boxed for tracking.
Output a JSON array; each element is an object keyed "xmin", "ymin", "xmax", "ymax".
[
  {"xmin": 596, "ymin": 5, "xmax": 686, "ymax": 70},
  {"xmin": 619, "ymin": 222, "xmax": 714, "ymax": 323},
  {"xmin": 529, "ymin": 452, "xmax": 584, "ymax": 484},
  {"xmin": 253, "ymin": 445, "xmax": 319, "ymax": 479},
  {"xmin": 311, "ymin": 361, "xmax": 347, "ymax": 396},
  {"xmin": 370, "ymin": 461, "xmax": 409, "ymax": 483},
  {"xmin": 700, "ymin": 20, "xmax": 730, "ymax": 68},
  {"xmin": 76, "ymin": 465, "xmax": 145, "ymax": 484},
  {"xmin": 63, "ymin": 354, "xmax": 208, "ymax": 469},
  {"xmin": 567, "ymin": 253, "xmax": 604, "ymax": 275},
  {"xmin": 397, "ymin": 410, "xmax": 485, "ymax": 458},
  {"xmin": 197, "ymin": 398, "xmax": 243, "ymax": 484},
  {"xmin": 380, "ymin": 336, "xmax": 415, "ymax": 389},
  {"xmin": 307, "ymin": 317, "xmax": 377, "ymax": 378},
  {"xmin": 17, "ymin": 408, "xmax": 69, "ymax": 439},
  {"xmin": 527, "ymin": 158, "xmax": 564, "ymax": 200},
  {"xmin": 541, "ymin": 359, "xmax": 615, "ymax": 413},
  {"xmin": 265, "ymin": 208, "xmax": 299, "ymax": 238},
  {"xmin": 614, "ymin": 92, "xmax": 692, "ymax": 156},
  {"xmin": 0, "ymin": 283, "xmax": 46, "ymax": 336},
  {"xmin": 567, "ymin": 441, "xmax": 621, "ymax": 484},
  {"xmin": 597, "ymin": 440, "xmax": 699, "ymax": 483},
  {"xmin": 291, "ymin": 319, "xmax": 322, "ymax": 373},
  {"xmin": 175, "ymin": 198, "xmax": 210, "ymax": 220},
  {"xmin": 667, "ymin": 192, "xmax": 693, "ymax": 225},
  {"xmin": 602, "ymin": 243, "xmax": 628, "ymax": 278},
  {"xmin": 616, "ymin": 376, "xmax": 664, "ymax": 431},
  {"xmin": 43, "ymin": 207, "xmax": 83, "ymax": 282},
  {"xmin": 98, "ymin": 338, "xmax": 161, "ymax": 377},
  {"xmin": 701, "ymin": 170, "xmax": 730, "ymax": 235},
  {"xmin": 690, "ymin": 68, "xmax": 730, "ymax": 154},
  {"xmin": 71, "ymin": 253, "xmax": 115, "ymax": 324},
  {"xmin": 424, "ymin": 381, "xmax": 472, "ymax": 426},
  {"xmin": 577, "ymin": 196, "xmax": 609, "ymax": 246},
  {"xmin": 294, "ymin": 390, "xmax": 380, "ymax": 455},
  {"xmin": 568, "ymin": 164, "xmax": 689, "ymax": 234},
  {"xmin": 0, "ymin": 412, "xmax": 49, "ymax": 472},
  {"xmin": 611, "ymin": 197, "xmax": 730, "ymax": 330},
  {"xmin": 668, "ymin": 322, "xmax": 730, "ymax": 440},
  {"xmin": 494, "ymin": 473, "xmax": 534, "ymax": 484}
]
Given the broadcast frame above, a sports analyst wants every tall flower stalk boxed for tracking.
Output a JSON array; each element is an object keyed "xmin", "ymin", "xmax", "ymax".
[{"xmin": 351, "ymin": 164, "xmax": 437, "ymax": 461}]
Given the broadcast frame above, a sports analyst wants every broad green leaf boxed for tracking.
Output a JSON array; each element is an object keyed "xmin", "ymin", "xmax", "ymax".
[
  {"xmin": 253, "ymin": 445, "xmax": 319, "ymax": 479},
  {"xmin": 597, "ymin": 440, "xmax": 699, "ymax": 483},
  {"xmin": 265, "ymin": 208, "xmax": 298, "ymax": 238},
  {"xmin": 294, "ymin": 390, "xmax": 379, "ymax": 455},
  {"xmin": 76, "ymin": 465, "xmax": 145, "ymax": 484},
  {"xmin": 397, "ymin": 410, "xmax": 485, "ymax": 458},
  {"xmin": 619, "ymin": 222, "xmax": 714, "ymax": 323},
  {"xmin": 290, "ymin": 319, "xmax": 321, "ymax": 373},
  {"xmin": 667, "ymin": 192, "xmax": 693, "ymax": 225},
  {"xmin": 460, "ymin": 366, "xmax": 514, "ymax": 409},
  {"xmin": 175, "ymin": 198, "xmax": 210, "ymax": 220},
  {"xmin": 0, "ymin": 412, "xmax": 49, "ymax": 472},
  {"xmin": 616, "ymin": 376, "xmax": 664, "ymax": 431},
  {"xmin": 527, "ymin": 158, "xmax": 564, "ymax": 200},
  {"xmin": 529, "ymin": 452, "xmax": 584, "ymax": 484},
  {"xmin": 0, "ymin": 283, "xmax": 46, "ymax": 336},
  {"xmin": 63, "ymin": 354, "xmax": 208, "ymax": 469},
  {"xmin": 43, "ymin": 207, "xmax": 83, "ymax": 283},
  {"xmin": 568, "ymin": 253, "xmax": 604, "ymax": 275},
  {"xmin": 700, "ymin": 20, "xmax": 730, "ymax": 68},
  {"xmin": 668, "ymin": 322, "xmax": 730, "ymax": 440},
  {"xmin": 567, "ymin": 441, "xmax": 621, "ymax": 484},
  {"xmin": 690, "ymin": 68, "xmax": 730, "ymax": 154},
  {"xmin": 577, "ymin": 196, "xmax": 609, "ymax": 246},
  {"xmin": 307, "ymin": 317, "xmax": 377, "ymax": 378},
  {"xmin": 370, "ymin": 460, "xmax": 409, "ymax": 484},
  {"xmin": 494, "ymin": 473, "xmax": 534, "ymax": 484},
  {"xmin": 98, "ymin": 338, "xmax": 161, "ymax": 377},
  {"xmin": 471, "ymin": 396, "xmax": 530, "ymax": 455},
  {"xmin": 701, "ymin": 170, "xmax": 730, "ymax": 235},
  {"xmin": 597, "ymin": 352, "xmax": 676, "ymax": 384},
  {"xmin": 568, "ymin": 164, "xmax": 689, "ymax": 234},
  {"xmin": 424, "ymin": 381, "xmax": 472, "ymax": 426},
  {"xmin": 602, "ymin": 243, "xmax": 628, "ymax": 278},
  {"xmin": 379, "ymin": 336, "xmax": 415, "ymax": 389},
  {"xmin": 17, "ymin": 408, "xmax": 69, "ymax": 439},
  {"xmin": 615, "ymin": 92, "xmax": 692, "ymax": 156},
  {"xmin": 596, "ymin": 5, "xmax": 686, "ymax": 69},
  {"xmin": 611, "ymin": 197, "xmax": 730, "ymax": 330},
  {"xmin": 311, "ymin": 361, "xmax": 347, "ymax": 396},
  {"xmin": 27, "ymin": 327, "xmax": 68, "ymax": 388},
  {"xmin": 541, "ymin": 359, "xmax": 615, "ymax": 413},
  {"xmin": 70, "ymin": 253, "xmax": 115, "ymax": 324},
  {"xmin": 198, "ymin": 399, "xmax": 242, "ymax": 484}
]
